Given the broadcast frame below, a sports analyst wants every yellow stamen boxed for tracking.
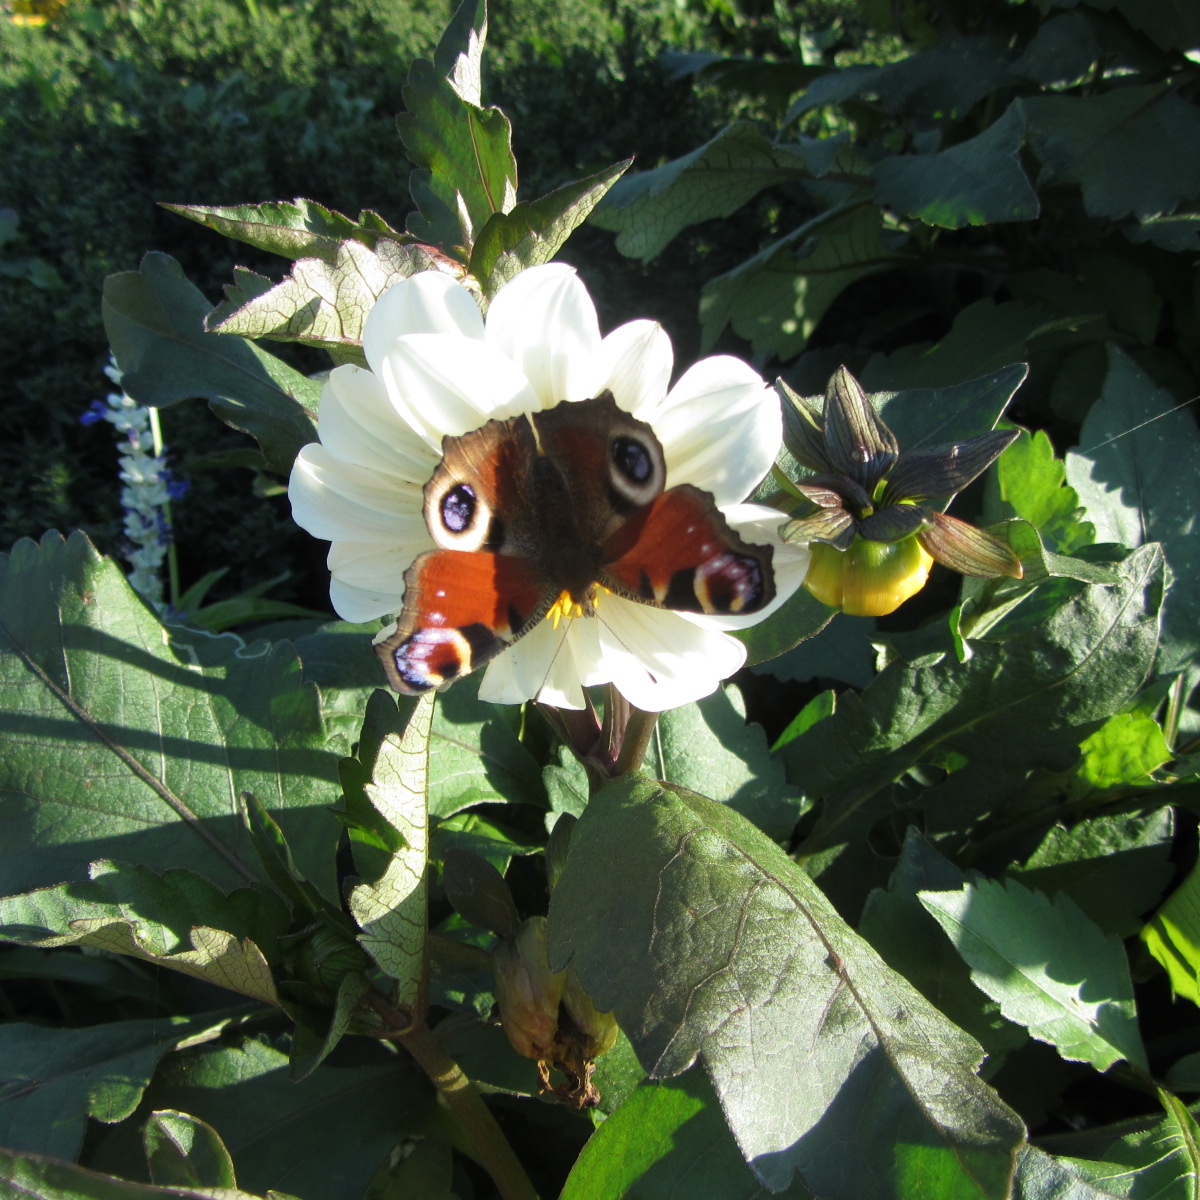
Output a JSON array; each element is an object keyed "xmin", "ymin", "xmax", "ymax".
[{"xmin": 545, "ymin": 587, "xmax": 608, "ymax": 628}]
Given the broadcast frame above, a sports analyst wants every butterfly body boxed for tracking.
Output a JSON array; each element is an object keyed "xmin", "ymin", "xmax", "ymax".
[{"xmin": 376, "ymin": 393, "xmax": 775, "ymax": 694}]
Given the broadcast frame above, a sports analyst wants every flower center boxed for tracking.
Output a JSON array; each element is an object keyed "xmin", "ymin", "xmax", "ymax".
[{"xmin": 545, "ymin": 586, "xmax": 609, "ymax": 628}]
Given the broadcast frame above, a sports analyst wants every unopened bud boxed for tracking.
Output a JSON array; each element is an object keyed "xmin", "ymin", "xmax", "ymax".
[{"xmin": 492, "ymin": 917, "xmax": 566, "ymax": 1063}]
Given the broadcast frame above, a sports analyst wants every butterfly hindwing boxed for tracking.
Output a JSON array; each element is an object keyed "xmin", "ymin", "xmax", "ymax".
[
  {"xmin": 601, "ymin": 484, "xmax": 775, "ymax": 617},
  {"xmin": 376, "ymin": 550, "xmax": 552, "ymax": 694}
]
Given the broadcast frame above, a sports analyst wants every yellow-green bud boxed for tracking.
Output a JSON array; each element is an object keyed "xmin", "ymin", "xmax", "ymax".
[
  {"xmin": 560, "ymin": 973, "xmax": 618, "ymax": 1061},
  {"xmin": 492, "ymin": 917, "xmax": 566, "ymax": 1063},
  {"xmin": 804, "ymin": 535, "xmax": 934, "ymax": 616}
]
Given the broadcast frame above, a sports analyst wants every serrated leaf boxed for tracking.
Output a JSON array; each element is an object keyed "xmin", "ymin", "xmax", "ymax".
[
  {"xmin": 1012, "ymin": 1145, "xmax": 1127, "ymax": 1199},
  {"xmin": 549, "ymin": 774, "xmax": 1025, "ymax": 1198},
  {"xmin": 591, "ymin": 122, "xmax": 846, "ymax": 262},
  {"xmin": 471, "ymin": 159, "xmax": 631, "ymax": 296},
  {"xmin": 872, "ymin": 102, "xmax": 1038, "ymax": 229},
  {"xmin": 144, "ymin": 1110, "xmax": 237, "ymax": 1190},
  {"xmin": 1066, "ymin": 346, "xmax": 1200, "ymax": 675},
  {"xmin": 1142, "ymin": 857, "xmax": 1200, "ymax": 1008},
  {"xmin": 0, "ymin": 859, "xmax": 286, "ymax": 1005},
  {"xmin": 0, "ymin": 1017, "xmax": 218, "ymax": 1161},
  {"xmin": 399, "ymin": 34, "xmax": 518, "ymax": 252},
  {"xmin": 163, "ymin": 198, "xmax": 403, "ymax": 261},
  {"xmin": 1010, "ymin": 810, "xmax": 1174, "ymax": 938},
  {"xmin": 102, "ymin": 253, "xmax": 319, "ymax": 475},
  {"xmin": 646, "ymin": 686, "xmax": 805, "ymax": 842},
  {"xmin": 785, "ymin": 544, "xmax": 1163, "ymax": 907},
  {"xmin": 0, "ymin": 1149, "xmax": 274, "ymax": 1200},
  {"xmin": 1023, "ymin": 85, "xmax": 1200, "ymax": 220},
  {"xmin": 207, "ymin": 239, "xmax": 460, "ymax": 349},
  {"xmin": 0, "ymin": 533, "xmax": 344, "ymax": 899},
  {"xmin": 920, "ymin": 878, "xmax": 1147, "ymax": 1073},
  {"xmin": 997, "ymin": 428, "xmax": 1095, "ymax": 554},
  {"xmin": 700, "ymin": 203, "xmax": 899, "ymax": 358},
  {"xmin": 428, "ymin": 674, "xmax": 545, "ymax": 817}
]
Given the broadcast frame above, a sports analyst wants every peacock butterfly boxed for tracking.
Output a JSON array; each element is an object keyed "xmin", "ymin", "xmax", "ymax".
[{"xmin": 375, "ymin": 391, "xmax": 775, "ymax": 694}]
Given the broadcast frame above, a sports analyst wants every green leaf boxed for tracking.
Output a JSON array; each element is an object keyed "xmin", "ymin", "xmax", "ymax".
[
  {"xmin": 1022, "ymin": 85, "xmax": 1200, "ymax": 220},
  {"xmin": 0, "ymin": 533, "xmax": 344, "ymax": 899},
  {"xmin": 0, "ymin": 1017, "xmax": 217, "ymax": 1160},
  {"xmin": 1012, "ymin": 1145, "xmax": 1128, "ymax": 1200},
  {"xmin": 591, "ymin": 122, "xmax": 851, "ymax": 262},
  {"xmin": 1066, "ymin": 346, "xmax": 1200, "ymax": 674},
  {"xmin": 163, "ymin": 198, "xmax": 404, "ymax": 261},
  {"xmin": 96, "ymin": 1036, "xmax": 433, "ymax": 1200},
  {"xmin": 470, "ymin": 159, "xmax": 631, "ymax": 296},
  {"xmin": 144, "ymin": 1110, "xmax": 237, "ymax": 1190},
  {"xmin": 785, "ymin": 544, "xmax": 1164, "ymax": 905},
  {"xmin": 549, "ymin": 774, "xmax": 1025, "ymax": 1198},
  {"xmin": 206, "ymin": 240, "xmax": 458, "ymax": 350},
  {"xmin": 997, "ymin": 428, "xmax": 1095, "ymax": 555},
  {"xmin": 920, "ymin": 878, "xmax": 1148, "ymax": 1073},
  {"xmin": 1071, "ymin": 713, "xmax": 1172, "ymax": 795},
  {"xmin": 0, "ymin": 859, "xmax": 288, "ymax": 1005},
  {"xmin": 428, "ymin": 675, "xmax": 545, "ymax": 817},
  {"xmin": 861, "ymin": 830, "xmax": 1027, "ymax": 1064},
  {"xmin": 102, "ymin": 253, "xmax": 320, "ymax": 475},
  {"xmin": 872, "ymin": 102, "xmax": 1039, "ymax": 229},
  {"xmin": 398, "ymin": 7, "xmax": 518, "ymax": 253},
  {"xmin": 736, "ymin": 582, "xmax": 835, "ymax": 669},
  {"xmin": 1142, "ymin": 857, "xmax": 1200, "ymax": 1008},
  {"xmin": 560, "ymin": 1070, "xmax": 816, "ymax": 1200},
  {"xmin": 700, "ymin": 203, "xmax": 899, "ymax": 358},
  {"xmin": 646, "ymin": 686, "xmax": 805, "ymax": 842},
  {"xmin": 1010, "ymin": 810, "xmax": 1174, "ymax": 938},
  {"xmin": 348, "ymin": 695, "xmax": 433, "ymax": 1004},
  {"xmin": 0, "ymin": 1149, "xmax": 274, "ymax": 1200}
]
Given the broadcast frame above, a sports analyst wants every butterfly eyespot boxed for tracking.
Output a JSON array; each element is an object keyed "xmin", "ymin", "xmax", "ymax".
[
  {"xmin": 440, "ymin": 484, "xmax": 477, "ymax": 534},
  {"xmin": 611, "ymin": 436, "xmax": 653, "ymax": 486}
]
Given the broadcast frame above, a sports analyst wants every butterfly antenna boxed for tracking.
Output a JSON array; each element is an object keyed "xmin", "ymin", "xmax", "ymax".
[{"xmin": 1077, "ymin": 393, "xmax": 1200, "ymax": 455}]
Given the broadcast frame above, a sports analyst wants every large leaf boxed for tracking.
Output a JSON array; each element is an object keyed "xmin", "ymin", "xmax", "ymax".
[
  {"xmin": 0, "ymin": 859, "xmax": 288, "ymax": 1005},
  {"xmin": 872, "ymin": 102, "xmax": 1039, "ymax": 229},
  {"xmin": 784, "ymin": 544, "xmax": 1164, "ymax": 905},
  {"xmin": 162, "ymin": 198, "xmax": 403, "ymax": 261},
  {"xmin": 1022, "ymin": 85, "xmax": 1200, "ymax": 220},
  {"xmin": 0, "ymin": 533, "xmax": 343, "ymax": 899},
  {"xmin": 347, "ymin": 694, "xmax": 433, "ymax": 1005},
  {"xmin": 1142, "ymin": 857, "xmax": 1200, "ymax": 1008},
  {"xmin": 591, "ymin": 122, "xmax": 854, "ymax": 261},
  {"xmin": 0, "ymin": 1017, "xmax": 218, "ymax": 1161},
  {"xmin": 700, "ymin": 203, "xmax": 900, "ymax": 358},
  {"xmin": 646, "ymin": 686, "xmax": 805, "ymax": 843},
  {"xmin": 470, "ymin": 159, "xmax": 631, "ymax": 296},
  {"xmin": 102, "ymin": 253, "xmax": 319, "ymax": 475},
  {"xmin": 205, "ymin": 239, "xmax": 460, "ymax": 350},
  {"xmin": 549, "ymin": 774, "xmax": 1025, "ymax": 1198},
  {"xmin": 87, "ymin": 1036, "xmax": 432, "ymax": 1200},
  {"xmin": 920, "ymin": 878, "xmax": 1148, "ymax": 1074},
  {"xmin": 1066, "ymin": 346, "xmax": 1200, "ymax": 675},
  {"xmin": 398, "ymin": 1, "xmax": 517, "ymax": 252}
]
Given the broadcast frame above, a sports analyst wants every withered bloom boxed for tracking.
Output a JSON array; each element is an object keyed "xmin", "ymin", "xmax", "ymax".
[{"xmin": 778, "ymin": 367, "xmax": 1022, "ymax": 616}]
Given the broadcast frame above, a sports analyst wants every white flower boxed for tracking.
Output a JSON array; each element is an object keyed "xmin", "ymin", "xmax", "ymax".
[{"xmin": 289, "ymin": 264, "xmax": 808, "ymax": 712}]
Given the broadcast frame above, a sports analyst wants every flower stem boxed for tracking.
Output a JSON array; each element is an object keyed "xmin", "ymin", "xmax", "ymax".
[
  {"xmin": 396, "ymin": 1023, "xmax": 541, "ymax": 1200},
  {"xmin": 613, "ymin": 704, "xmax": 658, "ymax": 778},
  {"xmin": 147, "ymin": 405, "xmax": 182, "ymax": 611}
]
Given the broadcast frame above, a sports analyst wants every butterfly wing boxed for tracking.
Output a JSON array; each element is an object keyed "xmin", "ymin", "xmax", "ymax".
[
  {"xmin": 376, "ymin": 549, "xmax": 554, "ymax": 694},
  {"xmin": 601, "ymin": 484, "xmax": 775, "ymax": 616}
]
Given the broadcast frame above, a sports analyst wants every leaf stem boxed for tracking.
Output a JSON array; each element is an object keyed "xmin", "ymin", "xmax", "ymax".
[
  {"xmin": 613, "ymin": 704, "xmax": 658, "ymax": 778},
  {"xmin": 395, "ymin": 1022, "xmax": 541, "ymax": 1200}
]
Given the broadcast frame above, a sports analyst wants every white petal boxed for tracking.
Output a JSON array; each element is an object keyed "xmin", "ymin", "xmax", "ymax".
[
  {"xmin": 289, "ymin": 444, "xmax": 427, "ymax": 543},
  {"xmin": 595, "ymin": 598, "xmax": 746, "ymax": 711},
  {"xmin": 379, "ymin": 333, "xmax": 540, "ymax": 445},
  {"xmin": 652, "ymin": 357, "xmax": 779, "ymax": 506},
  {"xmin": 317, "ymin": 365, "xmax": 439, "ymax": 484},
  {"xmin": 363, "ymin": 273, "xmax": 483, "ymax": 376},
  {"xmin": 484, "ymin": 264, "xmax": 603, "ymax": 407},
  {"xmin": 329, "ymin": 575, "xmax": 403, "ymax": 623},
  {"xmin": 479, "ymin": 618, "xmax": 590, "ymax": 710},
  {"xmin": 327, "ymin": 539, "xmax": 429, "ymax": 594},
  {"xmin": 597, "ymin": 319, "xmax": 673, "ymax": 416}
]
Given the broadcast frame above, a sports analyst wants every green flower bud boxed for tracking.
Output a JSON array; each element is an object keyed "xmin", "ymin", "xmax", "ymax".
[
  {"xmin": 492, "ymin": 916, "xmax": 567, "ymax": 1062},
  {"xmin": 803, "ymin": 535, "xmax": 934, "ymax": 616},
  {"xmin": 561, "ymin": 972, "xmax": 618, "ymax": 1061}
]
